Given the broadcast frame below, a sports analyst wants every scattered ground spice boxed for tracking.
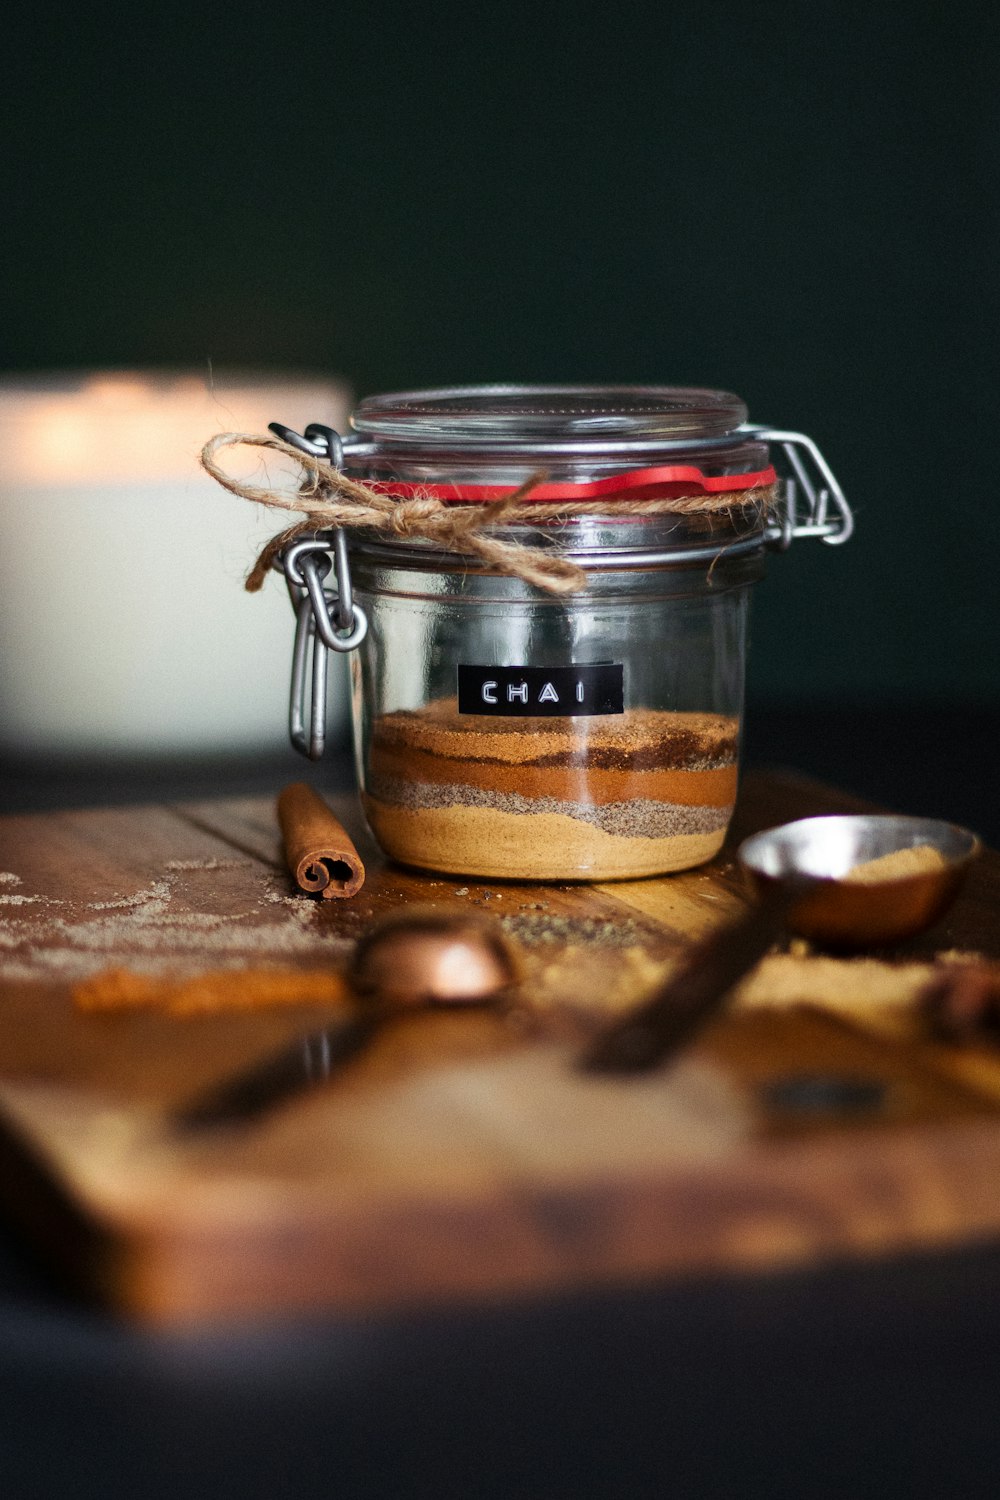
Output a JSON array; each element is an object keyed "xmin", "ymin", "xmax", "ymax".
[
  {"xmin": 164, "ymin": 858, "xmax": 251, "ymax": 873},
  {"xmin": 501, "ymin": 911, "xmax": 645, "ymax": 949},
  {"xmin": 73, "ymin": 965, "xmax": 348, "ymax": 1016},
  {"xmin": 0, "ymin": 862, "xmax": 350, "ymax": 985}
]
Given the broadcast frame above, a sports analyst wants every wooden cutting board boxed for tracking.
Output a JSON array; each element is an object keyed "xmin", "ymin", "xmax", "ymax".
[{"xmin": 2, "ymin": 768, "xmax": 1000, "ymax": 1325}]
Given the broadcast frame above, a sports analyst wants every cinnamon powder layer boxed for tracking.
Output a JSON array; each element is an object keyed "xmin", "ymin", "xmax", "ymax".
[{"xmin": 369, "ymin": 741, "xmax": 737, "ymax": 809}]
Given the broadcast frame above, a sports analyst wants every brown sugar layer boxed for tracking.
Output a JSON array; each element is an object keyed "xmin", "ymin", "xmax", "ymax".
[
  {"xmin": 363, "ymin": 798, "xmax": 727, "ymax": 880},
  {"xmin": 368, "ymin": 742, "xmax": 738, "ymax": 809},
  {"xmin": 371, "ymin": 702, "xmax": 739, "ymax": 772}
]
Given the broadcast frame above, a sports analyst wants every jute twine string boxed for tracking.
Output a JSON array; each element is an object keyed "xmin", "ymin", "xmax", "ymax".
[{"xmin": 200, "ymin": 431, "xmax": 778, "ymax": 597}]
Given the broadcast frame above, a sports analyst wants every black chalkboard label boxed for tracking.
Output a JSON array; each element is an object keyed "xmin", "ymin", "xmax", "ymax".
[{"xmin": 457, "ymin": 663, "xmax": 624, "ymax": 717}]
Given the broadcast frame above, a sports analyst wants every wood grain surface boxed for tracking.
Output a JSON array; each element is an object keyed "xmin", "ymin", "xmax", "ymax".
[{"xmin": 1, "ymin": 769, "xmax": 1000, "ymax": 1324}]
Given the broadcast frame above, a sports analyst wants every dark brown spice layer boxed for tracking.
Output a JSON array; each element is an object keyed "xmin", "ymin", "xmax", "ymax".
[{"xmin": 371, "ymin": 701, "xmax": 739, "ymax": 773}]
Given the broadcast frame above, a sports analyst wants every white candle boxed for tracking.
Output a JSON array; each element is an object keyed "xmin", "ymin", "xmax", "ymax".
[{"xmin": 0, "ymin": 370, "xmax": 351, "ymax": 755}]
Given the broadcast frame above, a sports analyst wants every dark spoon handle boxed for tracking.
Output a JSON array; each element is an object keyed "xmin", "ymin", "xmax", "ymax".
[
  {"xmin": 581, "ymin": 883, "xmax": 797, "ymax": 1073},
  {"xmin": 172, "ymin": 1009, "xmax": 389, "ymax": 1132}
]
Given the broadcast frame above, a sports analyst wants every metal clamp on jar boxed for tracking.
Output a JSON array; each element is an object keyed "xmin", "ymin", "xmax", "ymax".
[{"xmin": 268, "ymin": 386, "xmax": 853, "ymax": 881}]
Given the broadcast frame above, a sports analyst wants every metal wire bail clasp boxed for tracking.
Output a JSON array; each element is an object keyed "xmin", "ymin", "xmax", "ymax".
[
  {"xmin": 741, "ymin": 427, "xmax": 855, "ymax": 551},
  {"xmin": 269, "ymin": 423, "xmax": 369, "ymax": 760}
]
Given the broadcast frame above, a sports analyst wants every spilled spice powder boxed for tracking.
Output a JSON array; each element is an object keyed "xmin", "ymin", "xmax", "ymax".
[{"xmin": 73, "ymin": 966, "xmax": 348, "ymax": 1016}]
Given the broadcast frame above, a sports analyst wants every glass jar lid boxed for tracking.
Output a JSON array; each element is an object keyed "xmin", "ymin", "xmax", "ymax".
[{"xmin": 351, "ymin": 385, "xmax": 749, "ymax": 454}]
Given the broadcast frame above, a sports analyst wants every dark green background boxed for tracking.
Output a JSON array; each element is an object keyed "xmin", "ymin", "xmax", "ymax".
[{"xmin": 4, "ymin": 0, "xmax": 997, "ymax": 705}]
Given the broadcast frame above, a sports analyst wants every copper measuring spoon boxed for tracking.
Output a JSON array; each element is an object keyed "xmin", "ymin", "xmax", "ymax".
[
  {"xmin": 582, "ymin": 814, "xmax": 980, "ymax": 1074},
  {"xmin": 173, "ymin": 909, "xmax": 520, "ymax": 1131}
]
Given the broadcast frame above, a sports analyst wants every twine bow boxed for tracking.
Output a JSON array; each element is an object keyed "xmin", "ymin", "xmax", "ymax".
[{"xmin": 200, "ymin": 431, "xmax": 778, "ymax": 597}]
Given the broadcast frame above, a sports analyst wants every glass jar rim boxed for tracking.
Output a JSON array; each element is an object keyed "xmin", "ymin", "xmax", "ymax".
[{"xmin": 351, "ymin": 384, "xmax": 748, "ymax": 450}]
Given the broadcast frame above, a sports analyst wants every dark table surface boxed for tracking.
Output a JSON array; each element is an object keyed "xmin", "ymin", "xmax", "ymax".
[{"xmin": 2, "ymin": 700, "xmax": 1000, "ymax": 1499}]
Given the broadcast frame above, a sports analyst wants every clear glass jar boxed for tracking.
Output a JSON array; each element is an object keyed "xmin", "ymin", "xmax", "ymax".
[{"xmin": 276, "ymin": 386, "xmax": 852, "ymax": 881}]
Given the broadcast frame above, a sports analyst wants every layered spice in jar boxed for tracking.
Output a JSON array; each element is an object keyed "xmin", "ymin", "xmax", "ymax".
[
  {"xmin": 364, "ymin": 700, "xmax": 739, "ymax": 880},
  {"xmin": 236, "ymin": 386, "xmax": 852, "ymax": 882}
]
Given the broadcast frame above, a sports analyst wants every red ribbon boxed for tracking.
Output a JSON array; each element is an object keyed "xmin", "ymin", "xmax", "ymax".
[{"xmin": 365, "ymin": 463, "xmax": 777, "ymax": 505}]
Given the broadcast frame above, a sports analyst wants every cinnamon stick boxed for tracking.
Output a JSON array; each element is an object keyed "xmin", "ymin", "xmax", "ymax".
[{"xmin": 277, "ymin": 782, "xmax": 365, "ymax": 899}]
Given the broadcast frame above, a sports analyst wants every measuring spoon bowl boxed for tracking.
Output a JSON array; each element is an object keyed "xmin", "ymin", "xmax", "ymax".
[
  {"xmin": 582, "ymin": 813, "xmax": 980, "ymax": 1074},
  {"xmin": 739, "ymin": 814, "xmax": 980, "ymax": 948}
]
